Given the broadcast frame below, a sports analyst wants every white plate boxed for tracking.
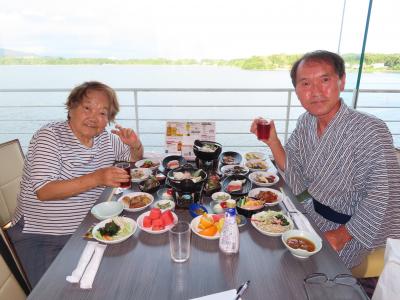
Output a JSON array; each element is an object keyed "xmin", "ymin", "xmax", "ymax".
[
  {"xmin": 117, "ymin": 192, "xmax": 154, "ymax": 212},
  {"xmin": 92, "ymin": 217, "xmax": 137, "ymax": 244},
  {"xmin": 136, "ymin": 211, "xmax": 178, "ymax": 234},
  {"xmin": 244, "ymin": 152, "xmax": 266, "ymax": 161},
  {"xmin": 251, "ymin": 211, "xmax": 293, "ymax": 237},
  {"xmin": 153, "ymin": 199, "xmax": 175, "ymax": 212},
  {"xmin": 220, "ymin": 164, "xmax": 249, "ymax": 176},
  {"xmin": 211, "ymin": 191, "xmax": 231, "ymax": 203},
  {"xmin": 134, "ymin": 158, "xmax": 161, "ymax": 171},
  {"xmin": 248, "ymin": 187, "xmax": 283, "ymax": 206},
  {"xmin": 248, "ymin": 171, "xmax": 279, "ymax": 187},
  {"xmin": 190, "ymin": 215, "xmax": 220, "ymax": 240},
  {"xmin": 130, "ymin": 168, "xmax": 152, "ymax": 183},
  {"xmin": 245, "ymin": 159, "xmax": 269, "ymax": 172}
]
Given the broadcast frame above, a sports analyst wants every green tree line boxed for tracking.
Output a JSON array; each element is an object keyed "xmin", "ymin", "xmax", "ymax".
[{"xmin": 1, "ymin": 53, "xmax": 399, "ymax": 71}]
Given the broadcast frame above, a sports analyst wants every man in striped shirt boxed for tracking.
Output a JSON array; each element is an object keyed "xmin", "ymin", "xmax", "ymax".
[
  {"xmin": 9, "ymin": 81, "xmax": 144, "ymax": 286},
  {"xmin": 251, "ymin": 50, "xmax": 400, "ymax": 268}
]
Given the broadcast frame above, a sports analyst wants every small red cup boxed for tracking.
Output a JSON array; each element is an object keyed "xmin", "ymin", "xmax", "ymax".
[
  {"xmin": 115, "ymin": 162, "xmax": 131, "ymax": 189},
  {"xmin": 257, "ymin": 120, "xmax": 271, "ymax": 140}
]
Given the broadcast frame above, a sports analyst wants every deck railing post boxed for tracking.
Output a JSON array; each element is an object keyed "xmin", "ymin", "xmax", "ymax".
[
  {"xmin": 284, "ymin": 91, "xmax": 292, "ymax": 144},
  {"xmin": 134, "ymin": 90, "xmax": 140, "ymax": 135}
]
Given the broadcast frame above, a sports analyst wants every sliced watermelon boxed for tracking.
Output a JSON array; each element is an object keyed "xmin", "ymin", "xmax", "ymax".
[
  {"xmin": 161, "ymin": 212, "xmax": 174, "ymax": 226},
  {"xmin": 152, "ymin": 218, "xmax": 165, "ymax": 231},
  {"xmin": 149, "ymin": 208, "xmax": 162, "ymax": 220},
  {"xmin": 143, "ymin": 216, "xmax": 152, "ymax": 228},
  {"xmin": 212, "ymin": 214, "xmax": 223, "ymax": 222}
]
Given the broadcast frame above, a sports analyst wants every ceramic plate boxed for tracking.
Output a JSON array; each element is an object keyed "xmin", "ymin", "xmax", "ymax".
[
  {"xmin": 134, "ymin": 158, "xmax": 161, "ymax": 171},
  {"xmin": 92, "ymin": 217, "xmax": 137, "ymax": 244},
  {"xmin": 219, "ymin": 151, "xmax": 242, "ymax": 165},
  {"xmin": 244, "ymin": 152, "xmax": 266, "ymax": 161},
  {"xmin": 152, "ymin": 199, "xmax": 175, "ymax": 212},
  {"xmin": 248, "ymin": 187, "xmax": 283, "ymax": 206},
  {"xmin": 130, "ymin": 168, "xmax": 152, "ymax": 183},
  {"xmin": 222, "ymin": 175, "xmax": 252, "ymax": 197},
  {"xmin": 245, "ymin": 159, "xmax": 269, "ymax": 172},
  {"xmin": 117, "ymin": 192, "xmax": 154, "ymax": 212},
  {"xmin": 250, "ymin": 211, "xmax": 293, "ymax": 237},
  {"xmin": 190, "ymin": 215, "xmax": 220, "ymax": 240},
  {"xmin": 248, "ymin": 171, "xmax": 279, "ymax": 187},
  {"xmin": 136, "ymin": 211, "xmax": 178, "ymax": 234},
  {"xmin": 220, "ymin": 164, "xmax": 249, "ymax": 176}
]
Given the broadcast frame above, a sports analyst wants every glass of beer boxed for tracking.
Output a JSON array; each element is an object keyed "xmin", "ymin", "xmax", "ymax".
[
  {"xmin": 115, "ymin": 162, "xmax": 131, "ymax": 189},
  {"xmin": 257, "ymin": 119, "xmax": 271, "ymax": 140}
]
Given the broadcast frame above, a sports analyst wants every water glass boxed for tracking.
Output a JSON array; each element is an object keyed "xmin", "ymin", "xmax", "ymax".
[
  {"xmin": 169, "ymin": 222, "xmax": 191, "ymax": 263},
  {"xmin": 115, "ymin": 162, "xmax": 131, "ymax": 189}
]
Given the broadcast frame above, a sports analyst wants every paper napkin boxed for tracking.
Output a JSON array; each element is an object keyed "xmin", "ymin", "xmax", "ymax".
[
  {"xmin": 189, "ymin": 289, "xmax": 237, "ymax": 300},
  {"xmin": 291, "ymin": 212, "xmax": 319, "ymax": 237},
  {"xmin": 282, "ymin": 195, "xmax": 299, "ymax": 213},
  {"xmin": 66, "ymin": 241, "xmax": 98, "ymax": 283},
  {"xmin": 80, "ymin": 243, "xmax": 107, "ymax": 289}
]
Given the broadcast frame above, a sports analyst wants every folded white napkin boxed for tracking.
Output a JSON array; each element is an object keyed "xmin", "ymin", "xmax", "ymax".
[
  {"xmin": 66, "ymin": 241, "xmax": 98, "ymax": 283},
  {"xmin": 282, "ymin": 195, "xmax": 299, "ymax": 213},
  {"xmin": 189, "ymin": 289, "xmax": 237, "ymax": 300},
  {"xmin": 291, "ymin": 212, "xmax": 319, "ymax": 238},
  {"xmin": 80, "ymin": 243, "xmax": 107, "ymax": 289}
]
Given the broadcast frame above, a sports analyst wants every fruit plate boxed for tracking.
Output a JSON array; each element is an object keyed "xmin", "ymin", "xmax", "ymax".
[
  {"xmin": 190, "ymin": 215, "xmax": 221, "ymax": 240},
  {"xmin": 136, "ymin": 211, "xmax": 178, "ymax": 234}
]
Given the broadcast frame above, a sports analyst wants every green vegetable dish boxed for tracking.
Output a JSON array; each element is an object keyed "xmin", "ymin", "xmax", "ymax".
[{"xmin": 95, "ymin": 217, "xmax": 133, "ymax": 241}]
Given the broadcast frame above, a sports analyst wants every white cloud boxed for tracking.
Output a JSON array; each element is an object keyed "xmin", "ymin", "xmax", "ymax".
[{"xmin": 0, "ymin": 0, "xmax": 398, "ymax": 58}]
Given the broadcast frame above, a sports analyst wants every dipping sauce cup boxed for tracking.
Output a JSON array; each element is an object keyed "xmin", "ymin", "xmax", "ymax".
[
  {"xmin": 115, "ymin": 162, "xmax": 131, "ymax": 189},
  {"xmin": 257, "ymin": 120, "xmax": 271, "ymax": 140}
]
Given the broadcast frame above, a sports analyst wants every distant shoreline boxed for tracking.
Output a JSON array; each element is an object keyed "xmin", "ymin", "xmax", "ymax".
[{"xmin": 0, "ymin": 53, "xmax": 399, "ymax": 72}]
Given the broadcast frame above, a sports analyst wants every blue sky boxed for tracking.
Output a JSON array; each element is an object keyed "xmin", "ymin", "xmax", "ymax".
[{"xmin": 0, "ymin": 0, "xmax": 399, "ymax": 59}]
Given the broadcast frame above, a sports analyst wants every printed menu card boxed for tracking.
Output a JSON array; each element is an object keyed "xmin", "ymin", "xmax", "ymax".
[{"xmin": 165, "ymin": 121, "xmax": 216, "ymax": 160}]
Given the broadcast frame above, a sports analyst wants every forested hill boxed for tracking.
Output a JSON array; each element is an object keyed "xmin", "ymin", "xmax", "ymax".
[{"xmin": 0, "ymin": 51, "xmax": 399, "ymax": 72}]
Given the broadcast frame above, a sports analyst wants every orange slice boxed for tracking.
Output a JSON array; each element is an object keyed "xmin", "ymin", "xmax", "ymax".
[
  {"xmin": 198, "ymin": 214, "xmax": 214, "ymax": 230},
  {"xmin": 199, "ymin": 225, "xmax": 218, "ymax": 236}
]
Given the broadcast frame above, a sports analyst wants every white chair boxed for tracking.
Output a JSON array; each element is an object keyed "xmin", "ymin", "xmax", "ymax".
[
  {"xmin": 0, "ymin": 227, "xmax": 31, "ymax": 293},
  {"xmin": 372, "ymin": 239, "xmax": 400, "ymax": 300},
  {"xmin": 0, "ymin": 253, "xmax": 26, "ymax": 300},
  {"xmin": 0, "ymin": 139, "xmax": 24, "ymax": 227}
]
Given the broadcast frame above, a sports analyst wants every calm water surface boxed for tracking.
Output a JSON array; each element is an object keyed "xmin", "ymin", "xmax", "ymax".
[{"xmin": 0, "ymin": 65, "xmax": 399, "ymax": 150}]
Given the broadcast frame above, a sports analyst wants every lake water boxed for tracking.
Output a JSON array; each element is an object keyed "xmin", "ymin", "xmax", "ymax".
[{"xmin": 0, "ymin": 65, "xmax": 399, "ymax": 150}]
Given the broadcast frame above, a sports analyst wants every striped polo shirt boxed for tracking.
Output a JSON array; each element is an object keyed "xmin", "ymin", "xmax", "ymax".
[{"xmin": 12, "ymin": 121, "xmax": 130, "ymax": 235}]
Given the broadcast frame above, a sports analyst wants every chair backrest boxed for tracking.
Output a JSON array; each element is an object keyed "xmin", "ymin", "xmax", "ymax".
[
  {"xmin": 0, "ymin": 253, "xmax": 27, "ymax": 300},
  {"xmin": 0, "ymin": 139, "xmax": 24, "ymax": 226},
  {"xmin": 0, "ymin": 226, "xmax": 31, "ymax": 294}
]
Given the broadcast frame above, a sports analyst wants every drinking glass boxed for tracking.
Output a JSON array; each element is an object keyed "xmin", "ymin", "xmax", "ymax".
[
  {"xmin": 169, "ymin": 222, "xmax": 191, "ymax": 262},
  {"xmin": 257, "ymin": 119, "xmax": 271, "ymax": 140},
  {"xmin": 115, "ymin": 162, "xmax": 131, "ymax": 189}
]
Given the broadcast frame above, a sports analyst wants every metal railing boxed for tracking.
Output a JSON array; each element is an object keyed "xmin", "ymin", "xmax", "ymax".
[{"xmin": 0, "ymin": 87, "xmax": 399, "ymax": 152}]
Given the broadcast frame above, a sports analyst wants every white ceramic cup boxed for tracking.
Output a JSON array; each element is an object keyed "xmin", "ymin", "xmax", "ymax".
[{"xmin": 169, "ymin": 222, "xmax": 191, "ymax": 263}]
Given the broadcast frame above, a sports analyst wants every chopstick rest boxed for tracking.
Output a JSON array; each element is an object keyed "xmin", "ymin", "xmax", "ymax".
[
  {"xmin": 66, "ymin": 241, "xmax": 98, "ymax": 283},
  {"xmin": 80, "ymin": 243, "xmax": 107, "ymax": 289}
]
